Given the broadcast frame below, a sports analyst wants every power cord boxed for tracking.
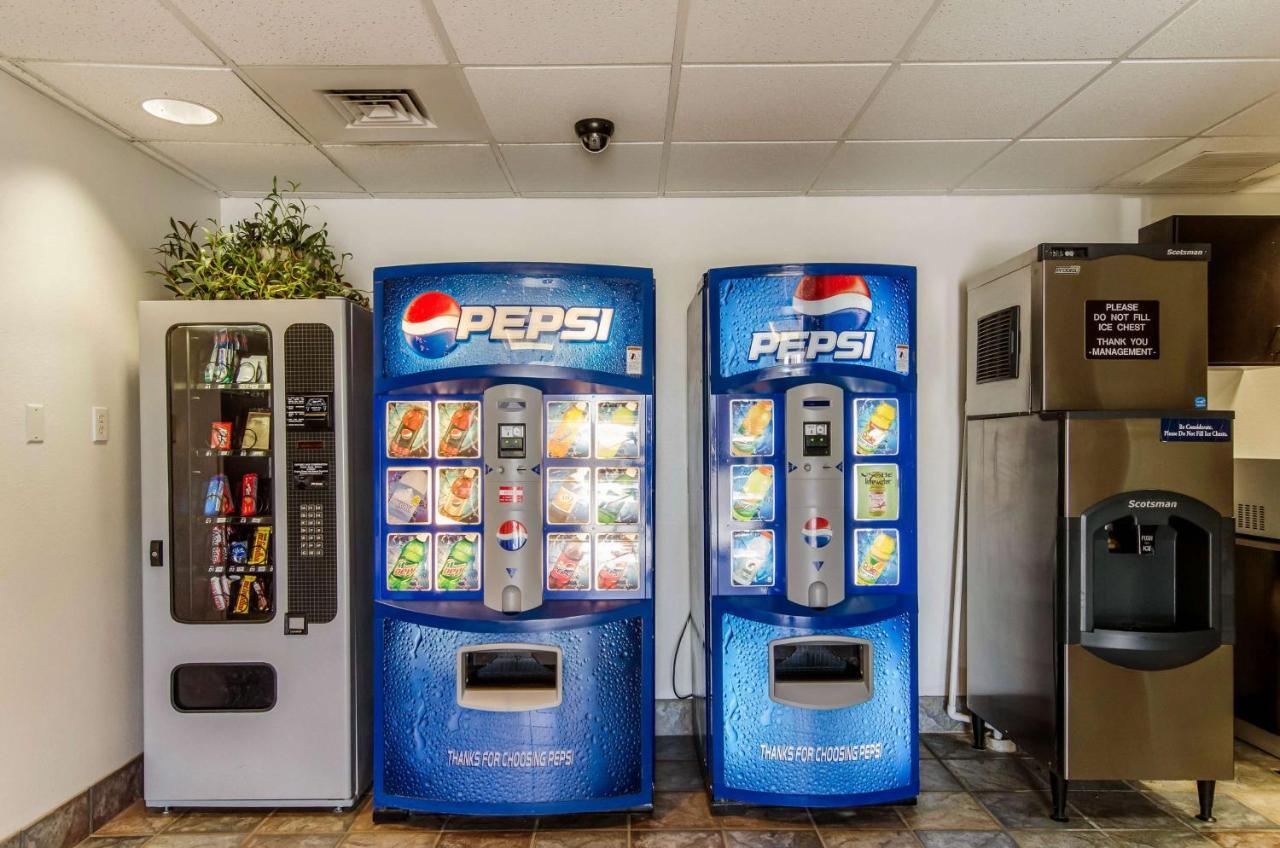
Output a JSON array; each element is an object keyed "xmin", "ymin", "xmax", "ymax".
[{"xmin": 671, "ymin": 612, "xmax": 694, "ymax": 700}]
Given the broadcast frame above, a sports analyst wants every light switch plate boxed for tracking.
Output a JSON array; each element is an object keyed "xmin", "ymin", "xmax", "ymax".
[{"xmin": 25, "ymin": 404, "xmax": 44, "ymax": 443}]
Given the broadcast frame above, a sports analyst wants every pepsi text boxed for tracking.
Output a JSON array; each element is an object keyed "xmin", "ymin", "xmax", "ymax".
[{"xmin": 747, "ymin": 329, "xmax": 877, "ymax": 364}]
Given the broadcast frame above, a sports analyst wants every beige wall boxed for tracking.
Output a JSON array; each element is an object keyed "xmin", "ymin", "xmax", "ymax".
[{"xmin": 0, "ymin": 71, "xmax": 216, "ymax": 836}]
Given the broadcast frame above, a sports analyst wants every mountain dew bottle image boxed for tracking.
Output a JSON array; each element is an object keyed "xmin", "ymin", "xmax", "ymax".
[
  {"xmin": 731, "ymin": 465, "xmax": 774, "ymax": 521},
  {"xmin": 388, "ymin": 538, "xmax": 426, "ymax": 590},
  {"xmin": 437, "ymin": 536, "xmax": 477, "ymax": 591}
]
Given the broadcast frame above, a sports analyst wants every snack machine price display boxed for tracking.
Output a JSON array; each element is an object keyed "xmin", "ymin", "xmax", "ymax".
[{"xmin": 372, "ymin": 262, "xmax": 656, "ymax": 819}]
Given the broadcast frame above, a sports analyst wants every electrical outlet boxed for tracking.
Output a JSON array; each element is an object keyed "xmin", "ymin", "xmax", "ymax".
[
  {"xmin": 92, "ymin": 406, "xmax": 109, "ymax": 443},
  {"xmin": 25, "ymin": 404, "xmax": 44, "ymax": 443}
]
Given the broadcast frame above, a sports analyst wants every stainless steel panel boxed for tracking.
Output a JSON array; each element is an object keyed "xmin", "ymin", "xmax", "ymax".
[
  {"xmin": 1042, "ymin": 255, "xmax": 1207, "ymax": 411},
  {"xmin": 1065, "ymin": 645, "xmax": 1234, "ymax": 780},
  {"xmin": 1063, "ymin": 416, "xmax": 1233, "ymax": 518},
  {"xmin": 784, "ymin": 384, "xmax": 845, "ymax": 608},
  {"xmin": 965, "ymin": 260, "xmax": 1036, "ymax": 417},
  {"xmin": 482, "ymin": 384, "xmax": 544, "ymax": 613},
  {"xmin": 1235, "ymin": 458, "xmax": 1280, "ymax": 540},
  {"xmin": 964, "ymin": 416, "xmax": 1061, "ymax": 767}
]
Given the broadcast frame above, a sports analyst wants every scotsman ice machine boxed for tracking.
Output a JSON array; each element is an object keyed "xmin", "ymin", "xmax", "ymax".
[{"xmin": 964, "ymin": 244, "xmax": 1233, "ymax": 823}]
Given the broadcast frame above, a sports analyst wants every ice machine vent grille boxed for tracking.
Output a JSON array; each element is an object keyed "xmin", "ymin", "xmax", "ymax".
[
  {"xmin": 975, "ymin": 306, "xmax": 1020, "ymax": 384},
  {"xmin": 323, "ymin": 89, "xmax": 434, "ymax": 130},
  {"xmin": 1238, "ymin": 502, "xmax": 1267, "ymax": 533}
]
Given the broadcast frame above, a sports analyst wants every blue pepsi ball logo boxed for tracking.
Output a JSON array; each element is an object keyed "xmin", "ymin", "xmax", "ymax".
[
  {"xmin": 402, "ymin": 291, "xmax": 462, "ymax": 358},
  {"xmin": 802, "ymin": 516, "xmax": 832, "ymax": 549},
  {"xmin": 497, "ymin": 520, "xmax": 528, "ymax": 552},
  {"xmin": 792, "ymin": 275, "xmax": 872, "ymax": 333}
]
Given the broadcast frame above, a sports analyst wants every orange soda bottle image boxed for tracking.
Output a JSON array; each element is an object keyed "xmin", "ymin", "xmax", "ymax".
[
  {"xmin": 439, "ymin": 469, "xmax": 477, "ymax": 522},
  {"xmin": 731, "ymin": 465, "xmax": 774, "ymax": 521},
  {"xmin": 437, "ymin": 404, "xmax": 476, "ymax": 457},
  {"xmin": 548, "ymin": 402, "xmax": 588, "ymax": 458},
  {"xmin": 857, "ymin": 532, "xmax": 896, "ymax": 585},
  {"xmin": 856, "ymin": 402, "xmax": 896, "ymax": 454},
  {"xmin": 732, "ymin": 400, "xmax": 772, "ymax": 455}
]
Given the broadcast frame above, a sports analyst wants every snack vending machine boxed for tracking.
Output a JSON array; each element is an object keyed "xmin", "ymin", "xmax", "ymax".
[
  {"xmin": 687, "ymin": 264, "xmax": 919, "ymax": 809},
  {"xmin": 373, "ymin": 262, "xmax": 655, "ymax": 817},
  {"xmin": 138, "ymin": 298, "xmax": 371, "ymax": 808}
]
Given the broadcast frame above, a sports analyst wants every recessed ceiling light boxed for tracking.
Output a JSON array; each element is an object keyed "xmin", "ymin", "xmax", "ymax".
[{"xmin": 141, "ymin": 98, "xmax": 220, "ymax": 126}]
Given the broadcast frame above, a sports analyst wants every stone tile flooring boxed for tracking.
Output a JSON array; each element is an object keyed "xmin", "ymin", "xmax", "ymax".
[{"xmin": 75, "ymin": 734, "xmax": 1280, "ymax": 848}]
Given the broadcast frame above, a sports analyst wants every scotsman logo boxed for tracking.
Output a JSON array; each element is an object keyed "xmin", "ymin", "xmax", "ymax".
[
  {"xmin": 402, "ymin": 291, "xmax": 614, "ymax": 358},
  {"xmin": 1128, "ymin": 499, "xmax": 1177, "ymax": 509},
  {"xmin": 747, "ymin": 274, "xmax": 876, "ymax": 363}
]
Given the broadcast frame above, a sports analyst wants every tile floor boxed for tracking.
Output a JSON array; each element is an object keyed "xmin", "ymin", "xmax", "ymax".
[{"xmin": 74, "ymin": 734, "xmax": 1280, "ymax": 848}]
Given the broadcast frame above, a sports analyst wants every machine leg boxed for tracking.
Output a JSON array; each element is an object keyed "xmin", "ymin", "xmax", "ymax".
[
  {"xmin": 1196, "ymin": 780, "xmax": 1217, "ymax": 823},
  {"xmin": 1049, "ymin": 773, "xmax": 1069, "ymax": 822},
  {"xmin": 372, "ymin": 809, "xmax": 410, "ymax": 824},
  {"xmin": 970, "ymin": 714, "xmax": 987, "ymax": 750}
]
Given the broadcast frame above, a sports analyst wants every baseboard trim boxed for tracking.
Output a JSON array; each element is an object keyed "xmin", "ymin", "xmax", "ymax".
[{"xmin": 1, "ymin": 755, "xmax": 141, "ymax": 848}]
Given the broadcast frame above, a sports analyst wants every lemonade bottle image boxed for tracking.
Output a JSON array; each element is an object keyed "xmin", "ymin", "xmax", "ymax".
[
  {"xmin": 388, "ymin": 538, "xmax": 426, "ymax": 590},
  {"xmin": 548, "ymin": 402, "xmax": 588, "ymax": 458},
  {"xmin": 597, "ymin": 402, "xmax": 638, "ymax": 459},
  {"xmin": 857, "ymin": 532, "xmax": 896, "ymax": 585},
  {"xmin": 732, "ymin": 400, "xmax": 772, "ymax": 455},
  {"xmin": 856, "ymin": 402, "xmax": 896, "ymax": 454},
  {"xmin": 386, "ymin": 469, "xmax": 430, "ymax": 524},
  {"xmin": 437, "ymin": 536, "xmax": 476, "ymax": 590},
  {"xmin": 731, "ymin": 465, "xmax": 774, "ymax": 521}
]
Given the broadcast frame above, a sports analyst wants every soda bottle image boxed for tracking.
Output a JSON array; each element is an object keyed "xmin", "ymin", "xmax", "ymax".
[
  {"xmin": 732, "ymin": 532, "xmax": 774, "ymax": 586},
  {"xmin": 732, "ymin": 400, "xmax": 773, "ymax": 455},
  {"xmin": 859, "ymin": 467, "xmax": 890, "ymax": 519},
  {"xmin": 439, "ymin": 469, "xmax": 478, "ymax": 522},
  {"xmin": 548, "ymin": 477, "xmax": 584, "ymax": 524},
  {"xmin": 598, "ymin": 492, "xmax": 638, "ymax": 524},
  {"xmin": 388, "ymin": 538, "xmax": 427, "ymax": 590},
  {"xmin": 856, "ymin": 401, "xmax": 897, "ymax": 455},
  {"xmin": 547, "ymin": 539, "xmax": 587, "ymax": 590},
  {"xmin": 596, "ymin": 402, "xmax": 638, "ymax": 459},
  {"xmin": 857, "ymin": 532, "xmax": 896, "ymax": 585},
  {"xmin": 389, "ymin": 405, "xmax": 427, "ymax": 457},
  {"xmin": 387, "ymin": 469, "xmax": 430, "ymax": 524},
  {"xmin": 596, "ymin": 537, "xmax": 638, "ymax": 590},
  {"xmin": 548, "ymin": 402, "xmax": 588, "ymax": 458},
  {"xmin": 437, "ymin": 404, "xmax": 476, "ymax": 458},
  {"xmin": 731, "ymin": 465, "xmax": 774, "ymax": 521},
  {"xmin": 437, "ymin": 536, "xmax": 477, "ymax": 590}
]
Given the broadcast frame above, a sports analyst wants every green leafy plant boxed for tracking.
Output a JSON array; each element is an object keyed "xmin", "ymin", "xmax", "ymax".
[{"xmin": 151, "ymin": 179, "xmax": 368, "ymax": 307}]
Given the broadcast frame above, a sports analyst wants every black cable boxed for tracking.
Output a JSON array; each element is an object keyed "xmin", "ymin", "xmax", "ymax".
[{"xmin": 671, "ymin": 612, "xmax": 695, "ymax": 700}]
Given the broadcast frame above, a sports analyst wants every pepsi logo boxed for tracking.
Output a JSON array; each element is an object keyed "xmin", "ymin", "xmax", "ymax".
[
  {"xmin": 402, "ymin": 291, "xmax": 462, "ymax": 359},
  {"xmin": 497, "ymin": 520, "xmax": 528, "ymax": 551},
  {"xmin": 792, "ymin": 275, "xmax": 873, "ymax": 332},
  {"xmin": 802, "ymin": 516, "xmax": 833, "ymax": 549}
]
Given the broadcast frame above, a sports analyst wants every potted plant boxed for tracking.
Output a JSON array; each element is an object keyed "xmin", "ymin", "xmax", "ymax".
[{"xmin": 151, "ymin": 179, "xmax": 367, "ymax": 307}]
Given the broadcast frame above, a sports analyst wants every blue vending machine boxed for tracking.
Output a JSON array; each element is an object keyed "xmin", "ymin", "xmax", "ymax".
[
  {"xmin": 688, "ymin": 264, "xmax": 919, "ymax": 809},
  {"xmin": 373, "ymin": 262, "xmax": 655, "ymax": 818}
]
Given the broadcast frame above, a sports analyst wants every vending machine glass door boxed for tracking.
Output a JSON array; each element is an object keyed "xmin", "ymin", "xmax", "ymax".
[{"xmin": 166, "ymin": 324, "xmax": 276, "ymax": 624}]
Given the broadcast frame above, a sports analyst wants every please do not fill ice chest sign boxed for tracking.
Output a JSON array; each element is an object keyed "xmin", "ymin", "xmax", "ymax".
[{"xmin": 1085, "ymin": 300, "xmax": 1159, "ymax": 359}]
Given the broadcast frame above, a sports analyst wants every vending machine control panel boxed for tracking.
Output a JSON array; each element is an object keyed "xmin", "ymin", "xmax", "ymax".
[
  {"xmin": 785, "ymin": 384, "xmax": 846, "ymax": 608},
  {"xmin": 482, "ymin": 384, "xmax": 544, "ymax": 614}
]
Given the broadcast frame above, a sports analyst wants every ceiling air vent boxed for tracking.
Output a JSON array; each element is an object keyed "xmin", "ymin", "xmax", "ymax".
[
  {"xmin": 975, "ymin": 306, "xmax": 1020, "ymax": 385},
  {"xmin": 1144, "ymin": 151, "xmax": 1280, "ymax": 189},
  {"xmin": 322, "ymin": 89, "xmax": 434, "ymax": 130}
]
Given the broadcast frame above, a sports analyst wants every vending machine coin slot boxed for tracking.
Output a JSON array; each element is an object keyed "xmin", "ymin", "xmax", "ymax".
[
  {"xmin": 456, "ymin": 644, "xmax": 563, "ymax": 711},
  {"xmin": 769, "ymin": 636, "xmax": 872, "ymax": 709}
]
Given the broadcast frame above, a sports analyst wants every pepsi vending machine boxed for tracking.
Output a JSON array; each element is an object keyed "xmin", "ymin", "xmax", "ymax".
[
  {"xmin": 688, "ymin": 265, "xmax": 918, "ymax": 809},
  {"xmin": 373, "ymin": 262, "xmax": 655, "ymax": 817}
]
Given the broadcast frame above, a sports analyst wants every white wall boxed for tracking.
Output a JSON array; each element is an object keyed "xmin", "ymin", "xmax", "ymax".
[
  {"xmin": 0, "ymin": 72, "xmax": 216, "ymax": 836},
  {"xmin": 224, "ymin": 192, "xmax": 1146, "ymax": 700}
]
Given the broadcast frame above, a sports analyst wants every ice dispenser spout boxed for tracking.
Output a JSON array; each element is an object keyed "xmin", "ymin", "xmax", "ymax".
[
  {"xmin": 482, "ymin": 385, "xmax": 545, "ymax": 614},
  {"xmin": 785, "ymin": 384, "xmax": 846, "ymax": 608}
]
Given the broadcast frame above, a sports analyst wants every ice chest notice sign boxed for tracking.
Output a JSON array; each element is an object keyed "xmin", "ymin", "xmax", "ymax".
[
  {"xmin": 1085, "ymin": 300, "xmax": 1159, "ymax": 359},
  {"xmin": 1161, "ymin": 418, "xmax": 1232, "ymax": 443}
]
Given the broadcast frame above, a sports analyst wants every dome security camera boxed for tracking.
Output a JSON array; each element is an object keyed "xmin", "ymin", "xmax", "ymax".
[{"xmin": 574, "ymin": 118, "xmax": 614, "ymax": 154}]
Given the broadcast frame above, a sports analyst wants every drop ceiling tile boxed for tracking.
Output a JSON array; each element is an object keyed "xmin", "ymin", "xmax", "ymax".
[
  {"xmin": 665, "ymin": 142, "xmax": 835, "ymax": 192},
  {"xmin": 168, "ymin": 0, "xmax": 446, "ymax": 65},
  {"xmin": 323, "ymin": 144, "xmax": 509, "ymax": 193},
  {"xmin": 908, "ymin": 0, "xmax": 1186, "ymax": 61},
  {"xmin": 1134, "ymin": 0, "xmax": 1280, "ymax": 58},
  {"xmin": 673, "ymin": 64, "xmax": 888, "ymax": 141},
  {"xmin": 813, "ymin": 140, "xmax": 1009, "ymax": 190},
  {"xmin": 23, "ymin": 63, "xmax": 301, "ymax": 142},
  {"xmin": 435, "ymin": 0, "xmax": 678, "ymax": 64},
  {"xmin": 246, "ymin": 66, "xmax": 488, "ymax": 143},
  {"xmin": 147, "ymin": 142, "xmax": 362, "ymax": 192},
  {"xmin": 0, "ymin": 0, "xmax": 218, "ymax": 64},
  {"xmin": 852, "ymin": 62, "xmax": 1106, "ymax": 139},
  {"xmin": 1031, "ymin": 60, "xmax": 1280, "ymax": 138},
  {"xmin": 683, "ymin": 0, "xmax": 933, "ymax": 62},
  {"xmin": 466, "ymin": 66, "xmax": 669, "ymax": 143},
  {"xmin": 961, "ymin": 138, "xmax": 1181, "ymax": 189},
  {"xmin": 1207, "ymin": 92, "xmax": 1280, "ymax": 135},
  {"xmin": 501, "ymin": 143, "xmax": 661, "ymax": 194}
]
